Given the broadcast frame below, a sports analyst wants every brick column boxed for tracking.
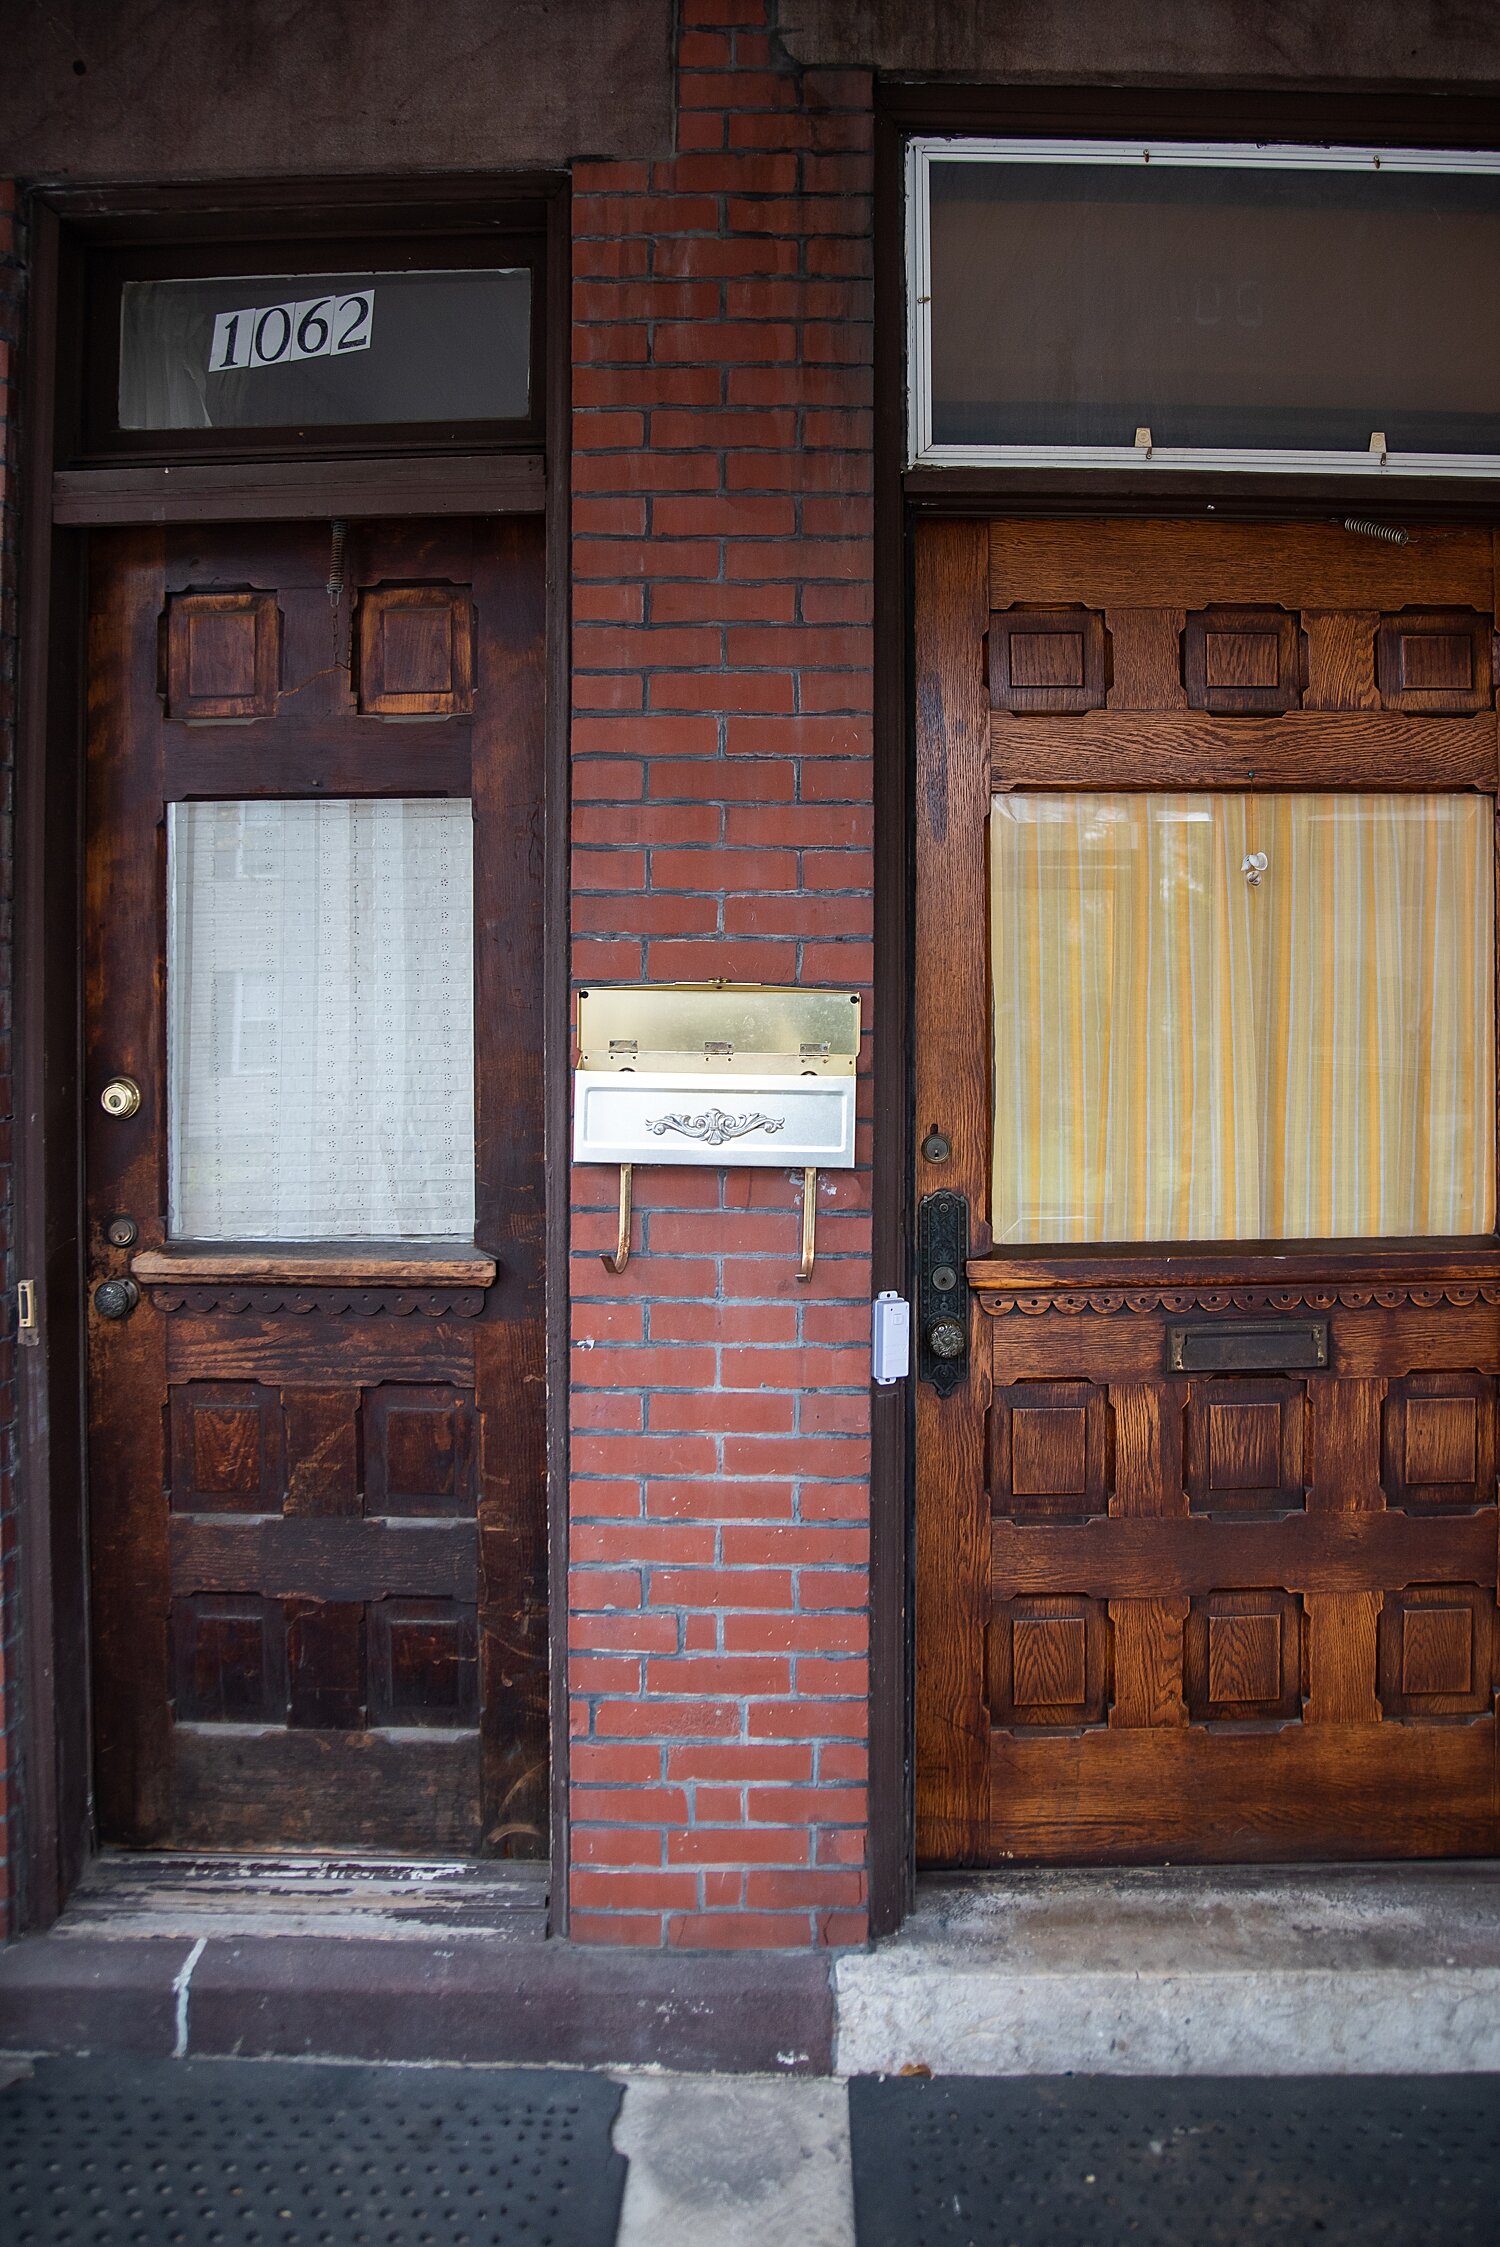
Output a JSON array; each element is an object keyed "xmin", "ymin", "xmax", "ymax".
[{"xmin": 567, "ymin": 1, "xmax": 875, "ymax": 1946}]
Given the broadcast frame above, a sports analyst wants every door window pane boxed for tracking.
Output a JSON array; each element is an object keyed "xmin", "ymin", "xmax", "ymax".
[
  {"xmin": 919, "ymin": 147, "xmax": 1500, "ymax": 460},
  {"xmin": 168, "ymin": 800, "xmax": 475, "ymax": 1240},
  {"xmin": 990, "ymin": 792, "xmax": 1495, "ymax": 1242},
  {"xmin": 120, "ymin": 268, "xmax": 530, "ymax": 430}
]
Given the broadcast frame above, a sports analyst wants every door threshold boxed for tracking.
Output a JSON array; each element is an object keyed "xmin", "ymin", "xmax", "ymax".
[
  {"xmin": 54, "ymin": 1850, "xmax": 550, "ymax": 1945},
  {"xmin": 836, "ymin": 1862, "xmax": 1500, "ymax": 2076}
]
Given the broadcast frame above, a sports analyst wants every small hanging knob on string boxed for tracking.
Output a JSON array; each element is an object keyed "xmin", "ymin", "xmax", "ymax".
[{"xmin": 1242, "ymin": 851, "xmax": 1268, "ymax": 886}]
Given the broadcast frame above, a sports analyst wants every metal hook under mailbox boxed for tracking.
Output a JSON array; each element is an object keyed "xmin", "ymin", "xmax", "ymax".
[
  {"xmin": 602, "ymin": 1163, "xmax": 633, "ymax": 1275},
  {"xmin": 798, "ymin": 1168, "xmax": 818, "ymax": 1284}
]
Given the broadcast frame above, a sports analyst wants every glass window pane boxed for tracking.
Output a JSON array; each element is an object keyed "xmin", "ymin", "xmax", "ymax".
[
  {"xmin": 990, "ymin": 792, "xmax": 1495, "ymax": 1243},
  {"xmin": 168, "ymin": 799, "xmax": 475, "ymax": 1241},
  {"xmin": 120, "ymin": 268, "xmax": 530, "ymax": 430},
  {"xmin": 927, "ymin": 155, "xmax": 1500, "ymax": 454}
]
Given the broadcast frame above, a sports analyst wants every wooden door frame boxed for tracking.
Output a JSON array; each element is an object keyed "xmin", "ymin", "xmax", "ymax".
[
  {"xmin": 12, "ymin": 174, "xmax": 573, "ymax": 1932},
  {"xmin": 870, "ymin": 81, "xmax": 1500, "ymax": 1936}
]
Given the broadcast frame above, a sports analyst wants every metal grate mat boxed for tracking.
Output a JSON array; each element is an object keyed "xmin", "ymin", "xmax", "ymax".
[
  {"xmin": 1, "ymin": 2054, "xmax": 625, "ymax": 2247},
  {"xmin": 848, "ymin": 2072, "xmax": 1500, "ymax": 2246}
]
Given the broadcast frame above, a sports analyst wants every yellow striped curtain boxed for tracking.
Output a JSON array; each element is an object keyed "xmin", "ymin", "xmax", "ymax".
[{"xmin": 989, "ymin": 792, "xmax": 1495, "ymax": 1242}]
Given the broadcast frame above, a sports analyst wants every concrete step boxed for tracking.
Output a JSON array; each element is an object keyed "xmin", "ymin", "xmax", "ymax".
[{"xmin": 834, "ymin": 1866, "xmax": 1500, "ymax": 2076}]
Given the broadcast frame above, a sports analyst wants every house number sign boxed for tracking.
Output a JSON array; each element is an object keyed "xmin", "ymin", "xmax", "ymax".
[{"xmin": 210, "ymin": 292, "xmax": 375, "ymax": 373}]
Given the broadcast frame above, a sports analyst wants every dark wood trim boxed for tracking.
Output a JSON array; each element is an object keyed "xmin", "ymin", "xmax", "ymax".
[
  {"xmin": 53, "ymin": 454, "xmax": 545, "ymax": 526},
  {"xmin": 542, "ymin": 183, "xmax": 573, "ymax": 1936},
  {"xmin": 130, "ymin": 1246, "xmax": 498, "ymax": 1287},
  {"xmin": 867, "ymin": 107, "xmax": 912, "ymax": 1939},
  {"xmin": 991, "ymin": 711, "xmax": 1500, "ymax": 793},
  {"xmin": 38, "ymin": 176, "xmax": 563, "ymax": 235},
  {"xmin": 14, "ymin": 199, "xmax": 92, "ymax": 1931},
  {"xmin": 876, "ymin": 80, "xmax": 1500, "ymax": 148}
]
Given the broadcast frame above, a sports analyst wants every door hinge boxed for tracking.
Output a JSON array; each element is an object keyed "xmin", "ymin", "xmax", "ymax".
[{"xmin": 17, "ymin": 1279, "xmax": 39, "ymax": 1348}]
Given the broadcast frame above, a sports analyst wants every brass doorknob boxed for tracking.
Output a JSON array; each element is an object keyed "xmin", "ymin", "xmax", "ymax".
[
  {"xmin": 927, "ymin": 1317, "xmax": 967, "ymax": 1360},
  {"xmin": 93, "ymin": 1276, "xmax": 140, "ymax": 1321},
  {"xmin": 100, "ymin": 1077, "xmax": 142, "ymax": 1119}
]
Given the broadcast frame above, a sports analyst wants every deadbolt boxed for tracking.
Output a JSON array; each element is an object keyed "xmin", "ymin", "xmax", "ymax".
[
  {"xmin": 931, "ymin": 1263, "xmax": 959, "ymax": 1294},
  {"xmin": 106, "ymin": 1215, "xmax": 138, "ymax": 1249},
  {"xmin": 927, "ymin": 1317, "xmax": 967, "ymax": 1360},
  {"xmin": 93, "ymin": 1276, "xmax": 140, "ymax": 1321},
  {"xmin": 921, "ymin": 1129, "xmax": 951, "ymax": 1164},
  {"xmin": 100, "ymin": 1077, "xmax": 142, "ymax": 1119}
]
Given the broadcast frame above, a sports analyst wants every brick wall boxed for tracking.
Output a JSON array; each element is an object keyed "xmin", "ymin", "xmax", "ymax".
[
  {"xmin": 0, "ymin": 180, "xmax": 21, "ymax": 1933},
  {"xmin": 567, "ymin": 0, "xmax": 876, "ymax": 1946}
]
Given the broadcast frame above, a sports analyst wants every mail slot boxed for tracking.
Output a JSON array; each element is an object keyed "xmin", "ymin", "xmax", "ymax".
[{"xmin": 1165, "ymin": 1317, "xmax": 1330, "ymax": 1374}]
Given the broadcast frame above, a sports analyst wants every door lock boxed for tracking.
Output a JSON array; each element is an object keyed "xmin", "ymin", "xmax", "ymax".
[
  {"xmin": 93, "ymin": 1276, "xmax": 140, "ymax": 1321},
  {"xmin": 917, "ymin": 1189, "xmax": 969, "ymax": 1396},
  {"xmin": 100, "ymin": 1077, "xmax": 142, "ymax": 1119}
]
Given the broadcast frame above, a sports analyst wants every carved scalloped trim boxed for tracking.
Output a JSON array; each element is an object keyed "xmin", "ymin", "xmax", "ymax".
[
  {"xmin": 976, "ymin": 1284, "xmax": 1500, "ymax": 1317},
  {"xmin": 148, "ymin": 1287, "xmax": 487, "ymax": 1318}
]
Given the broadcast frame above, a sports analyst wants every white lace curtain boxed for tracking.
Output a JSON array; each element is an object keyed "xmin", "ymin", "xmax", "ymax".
[{"xmin": 168, "ymin": 798, "xmax": 475, "ymax": 1240}]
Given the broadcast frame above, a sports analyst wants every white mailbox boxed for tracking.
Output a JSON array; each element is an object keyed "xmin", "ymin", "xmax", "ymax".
[{"xmin": 573, "ymin": 983, "xmax": 861, "ymax": 1278}]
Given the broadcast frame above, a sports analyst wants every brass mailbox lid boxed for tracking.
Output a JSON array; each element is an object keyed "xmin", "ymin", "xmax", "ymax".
[{"xmin": 577, "ymin": 983, "xmax": 861, "ymax": 1076}]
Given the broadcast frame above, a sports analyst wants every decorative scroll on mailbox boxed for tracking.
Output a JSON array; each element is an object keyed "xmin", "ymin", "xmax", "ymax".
[{"xmin": 573, "ymin": 984, "xmax": 861, "ymax": 1279}]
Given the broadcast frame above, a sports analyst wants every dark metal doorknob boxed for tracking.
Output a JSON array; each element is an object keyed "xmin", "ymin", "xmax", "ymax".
[
  {"xmin": 93, "ymin": 1276, "xmax": 140, "ymax": 1321},
  {"xmin": 926, "ymin": 1317, "xmax": 967, "ymax": 1359}
]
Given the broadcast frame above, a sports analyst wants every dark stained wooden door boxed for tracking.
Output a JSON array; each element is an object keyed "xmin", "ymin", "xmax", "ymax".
[
  {"xmin": 85, "ymin": 519, "xmax": 548, "ymax": 1856},
  {"xmin": 915, "ymin": 515, "xmax": 1500, "ymax": 1865}
]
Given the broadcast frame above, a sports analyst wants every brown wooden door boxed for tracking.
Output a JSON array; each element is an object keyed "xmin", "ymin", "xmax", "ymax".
[
  {"xmin": 915, "ymin": 515, "xmax": 1500, "ymax": 1866},
  {"xmin": 85, "ymin": 518, "xmax": 547, "ymax": 1857}
]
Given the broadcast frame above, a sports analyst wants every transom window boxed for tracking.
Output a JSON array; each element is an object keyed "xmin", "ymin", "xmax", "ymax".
[{"xmin": 908, "ymin": 139, "xmax": 1500, "ymax": 476}]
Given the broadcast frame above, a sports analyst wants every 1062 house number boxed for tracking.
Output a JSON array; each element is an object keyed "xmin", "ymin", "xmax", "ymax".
[{"xmin": 209, "ymin": 292, "xmax": 374, "ymax": 373}]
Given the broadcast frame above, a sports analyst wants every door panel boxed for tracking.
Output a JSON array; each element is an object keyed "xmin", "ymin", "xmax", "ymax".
[
  {"xmin": 915, "ymin": 516, "xmax": 1500, "ymax": 1867},
  {"xmin": 85, "ymin": 519, "xmax": 547, "ymax": 1857}
]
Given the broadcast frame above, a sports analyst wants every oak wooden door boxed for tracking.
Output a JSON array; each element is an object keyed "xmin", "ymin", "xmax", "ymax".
[
  {"xmin": 85, "ymin": 518, "xmax": 547, "ymax": 1857},
  {"xmin": 915, "ymin": 515, "xmax": 1500, "ymax": 1865}
]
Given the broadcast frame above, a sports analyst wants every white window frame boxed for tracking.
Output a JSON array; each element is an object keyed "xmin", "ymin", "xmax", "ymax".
[{"xmin": 906, "ymin": 136, "xmax": 1500, "ymax": 477}]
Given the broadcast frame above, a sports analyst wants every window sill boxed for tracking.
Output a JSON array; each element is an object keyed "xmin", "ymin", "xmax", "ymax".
[{"xmin": 130, "ymin": 1241, "xmax": 496, "ymax": 1288}]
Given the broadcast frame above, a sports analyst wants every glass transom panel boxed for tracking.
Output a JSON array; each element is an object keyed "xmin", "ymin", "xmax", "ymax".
[
  {"xmin": 989, "ymin": 792, "xmax": 1496, "ymax": 1243},
  {"xmin": 168, "ymin": 799, "xmax": 475, "ymax": 1241}
]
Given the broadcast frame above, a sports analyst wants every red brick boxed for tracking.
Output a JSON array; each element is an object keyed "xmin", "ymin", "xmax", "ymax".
[
  {"xmin": 666, "ymin": 1913, "xmax": 809, "ymax": 1948},
  {"xmin": 648, "ymin": 672, "xmax": 794, "ymax": 715},
  {"xmin": 594, "ymin": 1699, "xmax": 743, "ymax": 1739},
  {"xmin": 575, "ymin": 1523, "xmax": 719, "ymax": 1567},
  {"xmin": 648, "ymin": 758, "xmax": 795, "ymax": 801},
  {"xmin": 573, "ymin": 323, "xmax": 650, "ymax": 365},
  {"xmin": 576, "ymin": 714, "xmax": 720, "ymax": 756},
  {"xmin": 679, "ymin": 72, "xmax": 796, "ymax": 112},
  {"xmin": 644, "ymin": 1656, "xmax": 791, "ymax": 1695},
  {"xmin": 573, "ymin": 893, "xmax": 719, "ymax": 937},
  {"xmin": 570, "ymin": 1869, "xmax": 700, "ymax": 1909},
  {"xmin": 573, "ymin": 239, "xmax": 652, "ymax": 279},
  {"xmin": 567, "ymin": 1913, "xmax": 665, "ymax": 1945},
  {"xmin": 573, "ymin": 410, "xmax": 647, "ymax": 448},
  {"xmin": 574, "ymin": 195, "xmax": 722, "ymax": 236},
  {"xmin": 654, "ymin": 495, "xmax": 796, "ymax": 538},
  {"xmin": 667, "ymin": 1827, "xmax": 810, "ymax": 1866},
  {"xmin": 650, "ymin": 1568, "xmax": 793, "ymax": 1609},
  {"xmin": 572, "ymin": 1433, "xmax": 722, "ymax": 1478},
  {"xmin": 668, "ymin": 1743, "xmax": 813, "ymax": 1782},
  {"xmin": 573, "ymin": 584, "xmax": 646, "ymax": 624},
  {"xmin": 652, "ymin": 580, "xmax": 797, "ymax": 624},
  {"xmin": 572, "ymin": 1786, "xmax": 690, "ymax": 1824},
  {"xmin": 651, "ymin": 846, "xmax": 797, "ymax": 890},
  {"xmin": 574, "ymin": 1343, "xmax": 716, "ymax": 1389},
  {"xmin": 751, "ymin": 1786, "xmax": 866, "ymax": 1825},
  {"xmin": 569, "ymin": 1615, "xmax": 678, "ymax": 1655},
  {"xmin": 571, "ymin": 847, "xmax": 647, "ymax": 889},
  {"xmin": 575, "ymin": 804, "xmax": 722, "ymax": 846},
  {"xmin": 745, "ymin": 1869, "xmax": 866, "ymax": 1909},
  {"xmin": 568, "ymin": 1568, "xmax": 644, "ymax": 1611},
  {"xmin": 576, "ymin": 366, "xmax": 721, "ymax": 408},
  {"xmin": 648, "ymin": 1302, "xmax": 798, "ymax": 1343},
  {"xmin": 655, "ymin": 237, "xmax": 800, "ymax": 278},
  {"xmin": 725, "ymin": 1614, "xmax": 867, "ymax": 1654},
  {"xmin": 573, "ymin": 538, "xmax": 721, "ymax": 582},
  {"xmin": 670, "ymin": 154, "xmax": 800, "ymax": 193},
  {"xmin": 645, "ymin": 1480, "xmax": 797, "ymax": 1521},
  {"xmin": 576, "ymin": 279, "xmax": 718, "ymax": 322},
  {"xmin": 649, "ymin": 407, "xmax": 796, "ymax": 449},
  {"xmin": 572, "ymin": 1743, "xmax": 663, "ymax": 1784},
  {"xmin": 573, "ymin": 453, "xmax": 721, "ymax": 495}
]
